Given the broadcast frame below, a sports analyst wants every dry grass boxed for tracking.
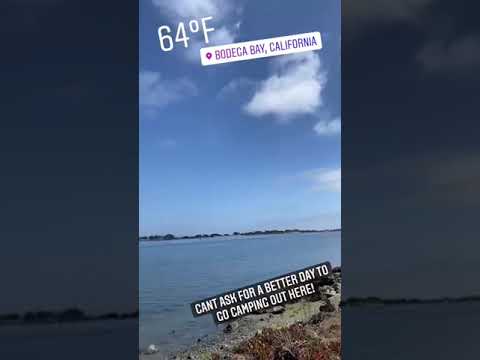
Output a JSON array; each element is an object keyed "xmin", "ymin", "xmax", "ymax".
[{"xmin": 233, "ymin": 318, "xmax": 341, "ymax": 360}]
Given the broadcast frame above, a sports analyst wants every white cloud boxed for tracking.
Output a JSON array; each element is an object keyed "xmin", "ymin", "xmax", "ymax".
[
  {"xmin": 304, "ymin": 168, "xmax": 341, "ymax": 192},
  {"xmin": 152, "ymin": 0, "xmax": 232, "ymax": 21},
  {"xmin": 139, "ymin": 71, "xmax": 197, "ymax": 109},
  {"xmin": 209, "ymin": 25, "xmax": 236, "ymax": 44},
  {"xmin": 244, "ymin": 52, "xmax": 327, "ymax": 121},
  {"xmin": 314, "ymin": 117, "xmax": 341, "ymax": 136}
]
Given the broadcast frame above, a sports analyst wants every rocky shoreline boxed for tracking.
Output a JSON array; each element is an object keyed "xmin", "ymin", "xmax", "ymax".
[{"xmin": 141, "ymin": 268, "xmax": 341, "ymax": 360}]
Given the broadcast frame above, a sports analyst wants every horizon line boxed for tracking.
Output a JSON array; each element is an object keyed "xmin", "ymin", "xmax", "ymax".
[{"xmin": 139, "ymin": 227, "xmax": 342, "ymax": 239}]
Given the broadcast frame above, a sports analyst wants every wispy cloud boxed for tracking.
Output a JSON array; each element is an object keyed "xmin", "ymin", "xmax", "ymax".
[
  {"xmin": 303, "ymin": 168, "xmax": 341, "ymax": 192},
  {"xmin": 217, "ymin": 77, "xmax": 255, "ymax": 99},
  {"xmin": 244, "ymin": 52, "xmax": 327, "ymax": 121},
  {"xmin": 139, "ymin": 71, "xmax": 197, "ymax": 110},
  {"xmin": 314, "ymin": 117, "xmax": 341, "ymax": 136},
  {"xmin": 158, "ymin": 139, "xmax": 178, "ymax": 148}
]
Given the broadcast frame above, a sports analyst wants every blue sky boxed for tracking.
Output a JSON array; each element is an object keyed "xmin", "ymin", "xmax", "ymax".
[{"xmin": 140, "ymin": 0, "xmax": 341, "ymax": 236}]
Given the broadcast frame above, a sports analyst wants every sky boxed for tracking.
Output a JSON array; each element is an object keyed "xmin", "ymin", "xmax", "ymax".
[{"xmin": 139, "ymin": 0, "xmax": 341, "ymax": 236}]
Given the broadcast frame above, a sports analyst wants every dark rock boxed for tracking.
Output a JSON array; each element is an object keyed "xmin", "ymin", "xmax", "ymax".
[
  {"xmin": 306, "ymin": 291, "xmax": 327, "ymax": 302},
  {"xmin": 323, "ymin": 287, "xmax": 337, "ymax": 298},
  {"xmin": 223, "ymin": 324, "xmax": 233, "ymax": 333},
  {"xmin": 319, "ymin": 301, "xmax": 335, "ymax": 313},
  {"xmin": 332, "ymin": 266, "xmax": 341, "ymax": 273},
  {"xmin": 144, "ymin": 344, "xmax": 159, "ymax": 355},
  {"xmin": 314, "ymin": 275, "xmax": 335, "ymax": 286},
  {"xmin": 309, "ymin": 312, "xmax": 325, "ymax": 324},
  {"xmin": 274, "ymin": 348, "xmax": 297, "ymax": 360},
  {"xmin": 271, "ymin": 305, "xmax": 285, "ymax": 314},
  {"xmin": 252, "ymin": 308, "xmax": 267, "ymax": 315}
]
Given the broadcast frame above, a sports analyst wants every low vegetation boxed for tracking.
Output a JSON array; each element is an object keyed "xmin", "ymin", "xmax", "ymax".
[{"xmin": 231, "ymin": 319, "xmax": 341, "ymax": 360}]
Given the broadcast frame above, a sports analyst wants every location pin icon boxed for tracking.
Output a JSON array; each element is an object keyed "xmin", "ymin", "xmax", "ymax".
[{"xmin": 206, "ymin": 52, "xmax": 212, "ymax": 60}]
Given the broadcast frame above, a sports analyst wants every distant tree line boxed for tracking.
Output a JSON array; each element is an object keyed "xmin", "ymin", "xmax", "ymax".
[
  {"xmin": 139, "ymin": 228, "xmax": 341, "ymax": 241},
  {"xmin": 341, "ymin": 295, "xmax": 480, "ymax": 307},
  {"xmin": 0, "ymin": 308, "xmax": 139, "ymax": 325}
]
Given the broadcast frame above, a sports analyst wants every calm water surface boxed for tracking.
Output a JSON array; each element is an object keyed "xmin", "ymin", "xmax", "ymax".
[{"xmin": 139, "ymin": 232, "xmax": 341, "ymax": 354}]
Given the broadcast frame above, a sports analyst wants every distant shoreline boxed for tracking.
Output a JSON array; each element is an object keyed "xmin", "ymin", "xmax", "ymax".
[
  {"xmin": 139, "ymin": 228, "xmax": 341, "ymax": 242},
  {"xmin": 341, "ymin": 295, "xmax": 480, "ymax": 307},
  {"xmin": 0, "ymin": 308, "xmax": 138, "ymax": 327}
]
